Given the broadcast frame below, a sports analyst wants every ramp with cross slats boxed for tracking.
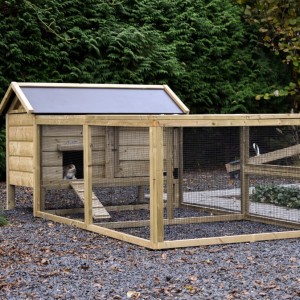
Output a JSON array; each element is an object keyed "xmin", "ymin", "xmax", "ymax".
[{"xmin": 70, "ymin": 180, "xmax": 110, "ymax": 220}]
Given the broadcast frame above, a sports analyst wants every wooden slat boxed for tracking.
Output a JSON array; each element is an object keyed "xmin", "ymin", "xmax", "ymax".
[
  {"xmin": 7, "ymin": 113, "xmax": 34, "ymax": 126},
  {"xmin": 9, "ymin": 156, "xmax": 33, "ymax": 172},
  {"xmin": 57, "ymin": 143, "xmax": 83, "ymax": 151},
  {"xmin": 8, "ymin": 141, "xmax": 33, "ymax": 157},
  {"xmin": 71, "ymin": 180, "xmax": 110, "ymax": 219},
  {"xmin": 42, "ymin": 125, "xmax": 83, "ymax": 137},
  {"xmin": 117, "ymin": 161, "xmax": 149, "ymax": 177},
  {"xmin": 226, "ymin": 143, "xmax": 300, "ymax": 173},
  {"xmin": 119, "ymin": 146, "xmax": 149, "ymax": 161},
  {"xmin": 119, "ymin": 128, "xmax": 149, "ymax": 145},
  {"xmin": 244, "ymin": 164, "xmax": 300, "ymax": 178},
  {"xmin": 9, "ymin": 171, "xmax": 34, "ymax": 187},
  {"xmin": 41, "ymin": 152, "xmax": 62, "ymax": 167},
  {"xmin": 42, "ymin": 125, "xmax": 105, "ymax": 137},
  {"xmin": 8, "ymin": 126, "xmax": 33, "ymax": 142},
  {"xmin": 42, "ymin": 136, "xmax": 105, "ymax": 151},
  {"xmin": 42, "ymin": 166, "xmax": 104, "ymax": 181}
]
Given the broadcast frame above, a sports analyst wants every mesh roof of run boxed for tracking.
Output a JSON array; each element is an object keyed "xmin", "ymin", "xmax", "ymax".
[{"xmin": 19, "ymin": 86, "xmax": 186, "ymax": 114}]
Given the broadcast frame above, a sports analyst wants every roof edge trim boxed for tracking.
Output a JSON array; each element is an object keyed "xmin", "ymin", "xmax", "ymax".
[
  {"xmin": 16, "ymin": 82, "xmax": 165, "ymax": 89},
  {"xmin": 10, "ymin": 82, "xmax": 34, "ymax": 113},
  {"xmin": 163, "ymin": 85, "xmax": 190, "ymax": 114}
]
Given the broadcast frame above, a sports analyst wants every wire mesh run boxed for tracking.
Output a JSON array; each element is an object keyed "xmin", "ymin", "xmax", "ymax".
[{"xmin": 38, "ymin": 123, "xmax": 300, "ymax": 247}]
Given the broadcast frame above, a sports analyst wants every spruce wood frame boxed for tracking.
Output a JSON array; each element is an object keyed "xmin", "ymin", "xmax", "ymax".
[{"xmin": 4, "ymin": 114, "xmax": 300, "ymax": 249}]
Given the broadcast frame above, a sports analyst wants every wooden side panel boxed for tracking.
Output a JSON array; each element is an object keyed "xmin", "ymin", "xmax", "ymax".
[
  {"xmin": 9, "ymin": 171, "xmax": 34, "ymax": 187},
  {"xmin": 7, "ymin": 113, "xmax": 34, "ymax": 188}
]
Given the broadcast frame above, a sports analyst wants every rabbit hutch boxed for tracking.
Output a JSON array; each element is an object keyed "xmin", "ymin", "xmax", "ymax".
[{"xmin": 1, "ymin": 82, "xmax": 300, "ymax": 249}]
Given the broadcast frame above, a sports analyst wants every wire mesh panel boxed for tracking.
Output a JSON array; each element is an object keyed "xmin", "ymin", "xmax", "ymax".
[
  {"xmin": 248, "ymin": 126, "xmax": 300, "ymax": 225},
  {"xmin": 37, "ymin": 120, "xmax": 300, "ymax": 249},
  {"xmin": 90, "ymin": 126, "xmax": 151, "ymax": 240},
  {"xmin": 162, "ymin": 126, "xmax": 300, "ymax": 242}
]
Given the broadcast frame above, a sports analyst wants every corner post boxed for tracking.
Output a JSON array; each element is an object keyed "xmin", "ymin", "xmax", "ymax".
[
  {"xmin": 150, "ymin": 124, "xmax": 164, "ymax": 246},
  {"xmin": 33, "ymin": 123, "xmax": 41, "ymax": 216},
  {"xmin": 6, "ymin": 114, "xmax": 15, "ymax": 210}
]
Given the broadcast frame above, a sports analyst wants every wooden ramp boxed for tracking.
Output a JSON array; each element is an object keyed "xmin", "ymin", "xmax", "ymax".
[{"xmin": 70, "ymin": 180, "xmax": 110, "ymax": 220}]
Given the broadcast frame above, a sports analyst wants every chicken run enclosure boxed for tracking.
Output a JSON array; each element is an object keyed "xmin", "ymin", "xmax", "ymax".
[{"xmin": 1, "ymin": 83, "xmax": 300, "ymax": 249}]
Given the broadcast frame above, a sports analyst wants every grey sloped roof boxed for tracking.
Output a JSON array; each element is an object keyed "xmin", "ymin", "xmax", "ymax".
[{"xmin": 0, "ymin": 82, "xmax": 189, "ymax": 115}]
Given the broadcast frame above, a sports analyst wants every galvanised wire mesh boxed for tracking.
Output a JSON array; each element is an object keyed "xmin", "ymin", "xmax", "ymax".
[
  {"xmin": 161, "ymin": 126, "xmax": 300, "ymax": 241},
  {"xmin": 40, "ymin": 124, "xmax": 300, "ymax": 243}
]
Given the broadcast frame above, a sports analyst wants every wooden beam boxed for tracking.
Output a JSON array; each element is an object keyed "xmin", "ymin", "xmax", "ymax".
[
  {"xmin": 97, "ymin": 214, "xmax": 244, "ymax": 229},
  {"xmin": 10, "ymin": 82, "xmax": 34, "ymax": 113},
  {"xmin": 163, "ymin": 85, "xmax": 190, "ymax": 114},
  {"xmin": 17, "ymin": 82, "xmax": 164, "ymax": 89},
  {"xmin": 87, "ymin": 224, "xmax": 152, "ymax": 248},
  {"xmin": 156, "ymin": 230, "xmax": 300, "ymax": 249},
  {"xmin": 35, "ymin": 211, "xmax": 87, "ymax": 229},
  {"xmin": 244, "ymin": 164, "xmax": 300, "ymax": 178},
  {"xmin": 245, "ymin": 214, "xmax": 300, "ymax": 230},
  {"xmin": 226, "ymin": 143, "xmax": 300, "ymax": 173}
]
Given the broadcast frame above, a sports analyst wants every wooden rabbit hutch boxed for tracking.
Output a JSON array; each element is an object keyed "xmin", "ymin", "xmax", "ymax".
[{"xmin": 1, "ymin": 82, "xmax": 300, "ymax": 249}]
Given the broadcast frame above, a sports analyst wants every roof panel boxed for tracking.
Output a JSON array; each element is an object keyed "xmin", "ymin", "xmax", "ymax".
[{"xmin": 20, "ymin": 87, "xmax": 185, "ymax": 114}]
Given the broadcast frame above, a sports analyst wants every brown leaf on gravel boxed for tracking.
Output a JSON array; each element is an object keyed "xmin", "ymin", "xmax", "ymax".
[
  {"xmin": 189, "ymin": 275, "xmax": 198, "ymax": 282},
  {"xmin": 161, "ymin": 253, "xmax": 167, "ymax": 260}
]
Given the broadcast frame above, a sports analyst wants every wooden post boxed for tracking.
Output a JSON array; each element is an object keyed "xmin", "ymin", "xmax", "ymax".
[
  {"xmin": 33, "ymin": 124, "xmax": 41, "ymax": 216},
  {"xmin": 6, "ymin": 115, "xmax": 15, "ymax": 210},
  {"xmin": 166, "ymin": 128, "xmax": 174, "ymax": 219},
  {"xmin": 176, "ymin": 127, "xmax": 184, "ymax": 206},
  {"xmin": 84, "ymin": 124, "xmax": 93, "ymax": 225},
  {"xmin": 150, "ymin": 125, "xmax": 164, "ymax": 245},
  {"xmin": 240, "ymin": 126, "xmax": 250, "ymax": 216}
]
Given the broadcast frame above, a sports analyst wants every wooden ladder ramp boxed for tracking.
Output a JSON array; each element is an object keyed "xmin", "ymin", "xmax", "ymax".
[{"xmin": 70, "ymin": 180, "xmax": 110, "ymax": 220}]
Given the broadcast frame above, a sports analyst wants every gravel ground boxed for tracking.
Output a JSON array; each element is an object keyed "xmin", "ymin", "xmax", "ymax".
[{"xmin": 1, "ymin": 182, "xmax": 300, "ymax": 300}]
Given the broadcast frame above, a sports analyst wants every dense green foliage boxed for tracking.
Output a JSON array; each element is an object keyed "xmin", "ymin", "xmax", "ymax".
[
  {"xmin": 0, "ymin": 0, "xmax": 291, "ymax": 113},
  {"xmin": 252, "ymin": 184, "xmax": 300, "ymax": 209},
  {"xmin": 237, "ymin": 0, "xmax": 300, "ymax": 110}
]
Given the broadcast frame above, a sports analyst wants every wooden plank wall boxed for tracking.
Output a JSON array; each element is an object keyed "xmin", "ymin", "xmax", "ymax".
[
  {"xmin": 116, "ymin": 127, "xmax": 150, "ymax": 178},
  {"xmin": 41, "ymin": 125, "xmax": 172, "ymax": 186},
  {"xmin": 41, "ymin": 125, "xmax": 105, "ymax": 183},
  {"xmin": 7, "ymin": 114, "xmax": 34, "ymax": 187}
]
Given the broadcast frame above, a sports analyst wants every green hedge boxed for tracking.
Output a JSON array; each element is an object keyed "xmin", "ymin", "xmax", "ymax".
[{"xmin": 252, "ymin": 184, "xmax": 300, "ymax": 209}]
